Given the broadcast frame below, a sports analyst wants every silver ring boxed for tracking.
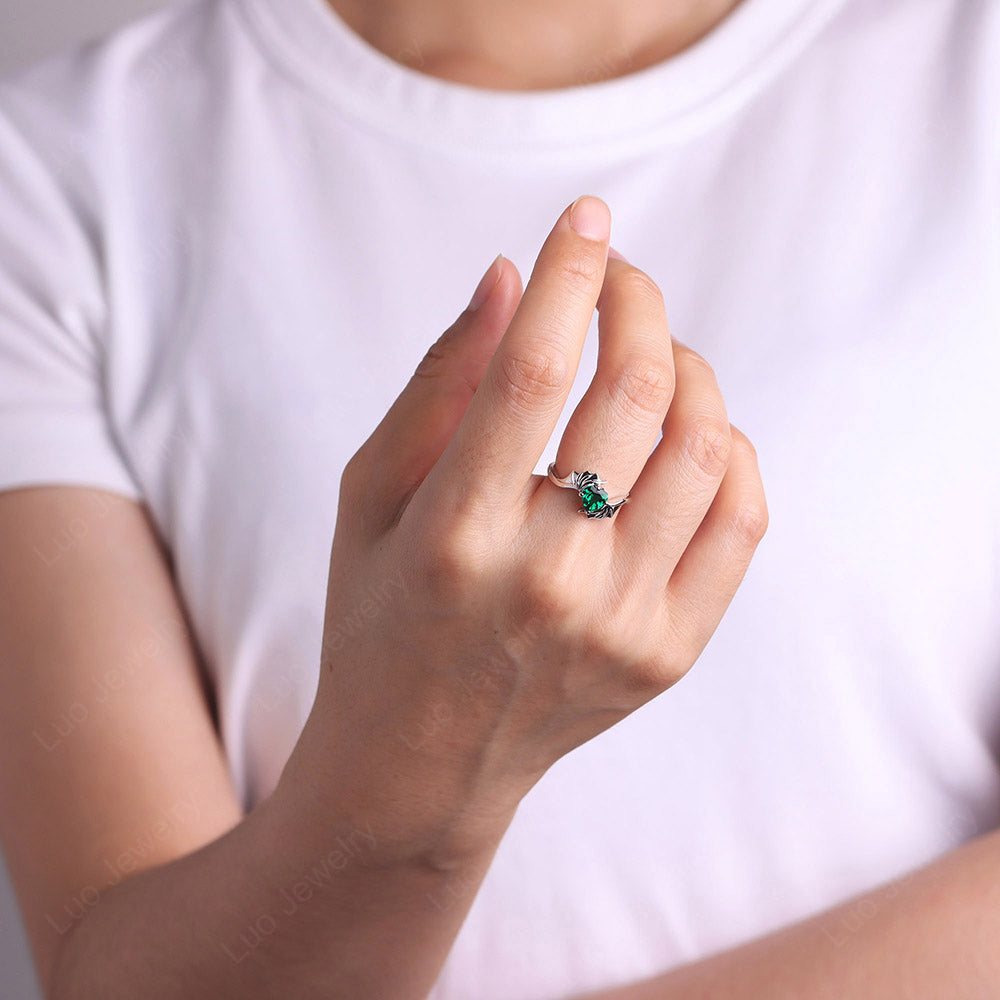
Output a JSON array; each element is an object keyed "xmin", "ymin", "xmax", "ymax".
[{"xmin": 546, "ymin": 463, "xmax": 630, "ymax": 520}]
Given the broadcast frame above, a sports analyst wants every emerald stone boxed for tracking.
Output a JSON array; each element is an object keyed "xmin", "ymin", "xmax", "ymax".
[{"xmin": 579, "ymin": 485, "xmax": 608, "ymax": 513}]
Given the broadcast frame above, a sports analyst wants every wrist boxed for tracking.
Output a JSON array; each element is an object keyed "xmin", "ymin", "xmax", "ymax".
[{"xmin": 269, "ymin": 704, "xmax": 518, "ymax": 874}]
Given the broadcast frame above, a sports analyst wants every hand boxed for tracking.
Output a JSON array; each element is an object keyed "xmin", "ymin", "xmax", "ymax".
[{"xmin": 290, "ymin": 196, "xmax": 768, "ymax": 869}]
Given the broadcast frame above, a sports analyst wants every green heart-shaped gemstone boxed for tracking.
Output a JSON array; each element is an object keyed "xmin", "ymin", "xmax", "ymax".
[{"xmin": 579, "ymin": 485, "xmax": 608, "ymax": 513}]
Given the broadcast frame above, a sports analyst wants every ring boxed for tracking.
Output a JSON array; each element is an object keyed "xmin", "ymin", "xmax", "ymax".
[{"xmin": 547, "ymin": 463, "xmax": 630, "ymax": 520}]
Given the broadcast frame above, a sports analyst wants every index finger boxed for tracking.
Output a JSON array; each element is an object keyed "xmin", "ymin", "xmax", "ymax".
[{"xmin": 422, "ymin": 195, "xmax": 612, "ymax": 513}]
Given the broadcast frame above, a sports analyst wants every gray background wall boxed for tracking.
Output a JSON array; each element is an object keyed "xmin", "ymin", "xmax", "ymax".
[
  {"xmin": 1, "ymin": 5, "xmax": 173, "ymax": 996},
  {"xmin": 3, "ymin": 0, "xmax": 165, "ymax": 76}
]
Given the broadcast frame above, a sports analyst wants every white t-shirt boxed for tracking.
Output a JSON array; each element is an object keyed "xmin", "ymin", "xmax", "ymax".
[{"xmin": 1, "ymin": 0, "xmax": 999, "ymax": 995}]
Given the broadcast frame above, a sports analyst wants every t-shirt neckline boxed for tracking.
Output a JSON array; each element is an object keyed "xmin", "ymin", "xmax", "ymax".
[{"xmin": 235, "ymin": 0, "xmax": 845, "ymax": 155}]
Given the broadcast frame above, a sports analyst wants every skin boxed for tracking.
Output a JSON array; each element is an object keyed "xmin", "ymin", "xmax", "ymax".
[
  {"xmin": 330, "ymin": 0, "xmax": 745, "ymax": 90},
  {"xmin": 8, "ymin": 1, "xmax": 987, "ymax": 996},
  {"xmin": 0, "ymin": 197, "xmax": 766, "ymax": 998},
  {"xmin": 571, "ymin": 823, "xmax": 1000, "ymax": 998},
  {"xmin": 321, "ymin": 3, "xmax": 1000, "ymax": 999}
]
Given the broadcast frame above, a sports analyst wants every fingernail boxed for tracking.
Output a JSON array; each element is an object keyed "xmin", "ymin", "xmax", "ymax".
[
  {"xmin": 607, "ymin": 246, "xmax": 628, "ymax": 262},
  {"xmin": 468, "ymin": 253, "xmax": 503, "ymax": 311},
  {"xmin": 569, "ymin": 195, "xmax": 611, "ymax": 242}
]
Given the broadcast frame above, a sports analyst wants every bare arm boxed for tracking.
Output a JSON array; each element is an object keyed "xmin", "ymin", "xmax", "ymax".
[
  {"xmin": 0, "ymin": 485, "xmax": 505, "ymax": 1000},
  {"xmin": 573, "ymin": 826, "xmax": 1000, "ymax": 1000},
  {"xmin": 2, "ymin": 196, "xmax": 769, "ymax": 998}
]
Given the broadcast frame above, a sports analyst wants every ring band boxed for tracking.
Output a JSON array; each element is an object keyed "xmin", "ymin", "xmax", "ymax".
[{"xmin": 547, "ymin": 463, "xmax": 630, "ymax": 520}]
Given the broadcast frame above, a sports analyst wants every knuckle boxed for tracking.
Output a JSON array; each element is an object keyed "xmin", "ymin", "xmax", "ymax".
[
  {"xmin": 553, "ymin": 244, "xmax": 605, "ymax": 289},
  {"xmin": 517, "ymin": 559, "xmax": 576, "ymax": 628},
  {"xmin": 339, "ymin": 447, "xmax": 371, "ymax": 500},
  {"xmin": 583, "ymin": 602, "xmax": 667, "ymax": 686},
  {"xmin": 615, "ymin": 268, "xmax": 666, "ymax": 309},
  {"xmin": 682, "ymin": 417, "xmax": 733, "ymax": 476},
  {"xmin": 729, "ymin": 424, "xmax": 759, "ymax": 462},
  {"xmin": 412, "ymin": 337, "xmax": 450, "ymax": 381},
  {"xmin": 629, "ymin": 609, "xmax": 693, "ymax": 697},
  {"xmin": 607, "ymin": 359, "xmax": 675, "ymax": 419},
  {"xmin": 730, "ymin": 496, "xmax": 769, "ymax": 545},
  {"xmin": 624, "ymin": 651, "xmax": 682, "ymax": 698},
  {"xmin": 412, "ymin": 330, "xmax": 479, "ymax": 396},
  {"xmin": 416, "ymin": 524, "xmax": 482, "ymax": 602},
  {"xmin": 579, "ymin": 610, "xmax": 621, "ymax": 661},
  {"xmin": 677, "ymin": 346, "xmax": 719, "ymax": 384},
  {"xmin": 497, "ymin": 347, "xmax": 569, "ymax": 411},
  {"xmin": 340, "ymin": 447, "xmax": 365, "ymax": 483}
]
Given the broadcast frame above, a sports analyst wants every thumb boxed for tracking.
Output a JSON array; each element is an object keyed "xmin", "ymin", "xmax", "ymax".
[{"xmin": 354, "ymin": 253, "xmax": 523, "ymax": 525}]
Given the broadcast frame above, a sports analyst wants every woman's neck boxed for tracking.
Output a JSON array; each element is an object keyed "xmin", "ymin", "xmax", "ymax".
[{"xmin": 325, "ymin": 0, "xmax": 744, "ymax": 90}]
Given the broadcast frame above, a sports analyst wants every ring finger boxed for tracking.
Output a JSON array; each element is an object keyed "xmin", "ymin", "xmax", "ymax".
[{"xmin": 534, "ymin": 255, "xmax": 675, "ymax": 524}]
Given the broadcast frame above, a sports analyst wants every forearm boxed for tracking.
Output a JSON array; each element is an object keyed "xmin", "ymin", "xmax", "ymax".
[
  {"xmin": 579, "ymin": 826, "xmax": 1000, "ymax": 1000},
  {"xmin": 48, "ymin": 723, "xmax": 505, "ymax": 1000}
]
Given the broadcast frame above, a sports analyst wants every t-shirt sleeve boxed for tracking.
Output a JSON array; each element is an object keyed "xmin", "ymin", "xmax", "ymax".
[{"xmin": 0, "ymin": 85, "xmax": 143, "ymax": 503}]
